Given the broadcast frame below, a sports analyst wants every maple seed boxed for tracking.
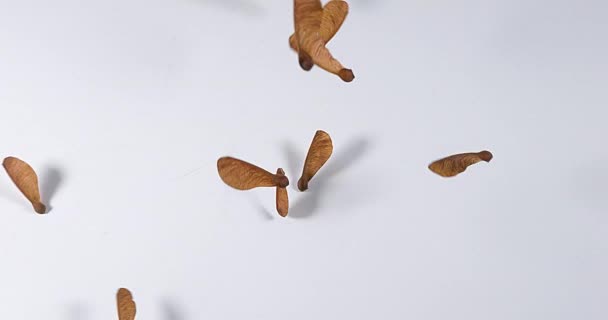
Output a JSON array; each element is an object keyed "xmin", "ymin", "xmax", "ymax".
[
  {"xmin": 298, "ymin": 130, "xmax": 333, "ymax": 191},
  {"xmin": 275, "ymin": 168, "xmax": 289, "ymax": 217},
  {"xmin": 290, "ymin": 0, "xmax": 354, "ymax": 82},
  {"xmin": 217, "ymin": 157, "xmax": 289, "ymax": 190},
  {"xmin": 217, "ymin": 157, "xmax": 290, "ymax": 216},
  {"xmin": 428, "ymin": 150, "xmax": 493, "ymax": 177},
  {"xmin": 116, "ymin": 288, "xmax": 136, "ymax": 320},
  {"xmin": 2, "ymin": 156, "xmax": 46, "ymax": 214}
]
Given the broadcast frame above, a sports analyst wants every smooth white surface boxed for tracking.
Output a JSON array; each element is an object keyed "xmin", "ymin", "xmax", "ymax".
[{"xmin": 1, "ymin": 0, "xmax": 607, "ymax": 319}]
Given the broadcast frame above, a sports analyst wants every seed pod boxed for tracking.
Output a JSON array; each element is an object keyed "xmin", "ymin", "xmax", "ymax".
[
  {"xmin": 116, "ymin": 288, "xmax": 136, "ymax": 320},
  {"xmin": 217, "ymin": 157, "xmax": 289, "ymax": 190},
  {"xmin": 217, "ymin": 157, "xmax": 290, "ymax": 217},
  {"xmin": 428, "ymin": 151, "xmax": 493, "ymax": 177},
  {"xmin": 2, "ymin": 157, "xmax": 46, "ymax": 214},
  {"xmin": 298, "ymin": 130, "xmax": 333, "ymax": 191},
  {"xmin": 275, "ymin": 168, "xmax": 289, "ymax": 217},
  {"xmin": 291, "ymin": 0, "xmax": 354, "ymax": 82}
]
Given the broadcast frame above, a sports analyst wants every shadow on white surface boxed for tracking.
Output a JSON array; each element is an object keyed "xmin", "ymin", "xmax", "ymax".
[
  {"xmin": 570, "ymin": 159, "xmax": 608, "ymax": 214},
  {"xmin": 196, "ymin": 0, "xmax": 265, "ymax": 16},
  {"xmin": 285, "ymin": 137, "xmax": 372, "ymax": 219},
  {"xmin": 349, "ymin": 0, "xmax": 384, "ymax": 8},
  {"xmin": 162, "ymin": 299, "xmax": 187, "ymax": 320},
  {"xmin": 249, "ymin": 193, "xmax": 275, "ymax": 220},
  {"xmin": 40, "ymin": 165, "xmax": 65, "ymax": 213},
  {"xmin": 281, "ymin": 141, "xmax": 303, "ymax": 192},
  {"xmin": 64, "ymin": 303, "xmax": 89, "ymax": 320}
]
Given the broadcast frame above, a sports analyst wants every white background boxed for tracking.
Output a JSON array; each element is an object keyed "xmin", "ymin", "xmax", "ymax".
[{"xmin": 1, "ymin": 0, "xmax": 607, "ymax": 319}]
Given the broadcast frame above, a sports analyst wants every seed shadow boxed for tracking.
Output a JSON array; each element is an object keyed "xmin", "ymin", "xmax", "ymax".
[
  {"xmin": 286, "ymin": 137, "xmax": 372, "ymax": 219},
  {"xmin": 569, "ymin": 160, "xmax": 608, "ymax": 215},
  {"xmin": 196, "ymin": 0, "xmax": 265, "ymax": 16},
  {"xmin": 162, "ymin": 299, "xmax": 187, "ymax": 320},
  {"xmin": 248, "ymin": 193, "xmax": 274, "ymax": 220},
  {"xmin": 40, "ymin": 165, "xmax": 65, "ymax": 213},
  {"xmin": 65, "ymin": 303, "xmax": 88, "ymax": 320},
  {"xmin": 281, "ymin": 141, "xmax": 304, "ymax": 192}
]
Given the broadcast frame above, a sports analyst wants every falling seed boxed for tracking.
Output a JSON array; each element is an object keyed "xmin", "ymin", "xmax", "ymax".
[
  {"xmin": 116, "ymin": 288, "xmax": 136, "ymax": 320},
  {"xmin": 217, "ymin": 157, "xmax": 289, "ymax": 190},
  {"xmin": 298, "ymin": 130, "xmax": 333, "ymax": 191},
  {"xmin": 428, "ymin": 151, "xmax": 493, "ymax": 177},
  {"xmin": 275, "ymin": 168, "xmax": 289, "ymax": 217},
  {"xmin": 2, "ymin": 156, "xmax": 46, "ymax": 214},
  {"xmin": 290, "ymin": 0, "xmax": 354, "ymax": 82},
  {"xmin": 217, "ymin": 157, "xmax": 290, "ymax": 216}
]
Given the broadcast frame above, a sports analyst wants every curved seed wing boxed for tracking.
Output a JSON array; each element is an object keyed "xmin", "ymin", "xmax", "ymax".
[
  {"xmin": 2, "ymin": 157, "xmax": 46, "ymax": 214},
  {"xmin": 428, "ymin": 151, "xmax": 493, "ymax": 177},
  {"xmin": 290, "ymin": 0, "xmax": 348, "ymax": 48},
  {"xmin": 275, "ymin": 168, "xmax": 289, "ymax": 217},
  {"xmin": 320, "ymin": 1, "xmax": 349, "ymax": 43},
  {"xmin": 116, "ymin": 288, "xmax": 136, "ymax": 320},
  {"xmin": 298, "ymin": 130, "xmax": 333, "ymax": 191},
  {"xmin": 217, "ymin": 157, "xmax": 277, "ymax": 190}
]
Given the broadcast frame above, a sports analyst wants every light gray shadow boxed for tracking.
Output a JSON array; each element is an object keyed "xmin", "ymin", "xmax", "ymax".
[
  {"xmin": 40, "ymin": 165, "xmax": 65, "ymax": 213},
  {"xmin": 249, "ymin": 195, "xmax": 275, "ymax": 220},
  {"xmin": 350, "ymin": 0, "xmax": 384, "ymax": 8},
  {"xmin": 65, "ymin": 303, "xmax": 88, "ymax": 320},
  {"xmin": 162, "ymin": 299, "xmax": 187, "ymax": 320},
  {"xmin": 570, "ymin": 160, "xmax": 607, "ymax": 214},
  {"xmin": 197, "ymin": 0, "xmax": 265, "ymax": 16},
  {"xmin": 286, "ymin": 137, "xmax": 372, "ymax": 219},
  {"xmin": 281, "ymin": 141, "xmax": 304, "ymax": 192}
]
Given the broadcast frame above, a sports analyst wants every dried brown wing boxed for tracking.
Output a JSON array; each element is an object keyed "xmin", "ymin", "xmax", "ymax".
[
  {"xmin": 320, "ymin": 0, "xmax": 349, "ymax": 43},
  {"xmin": 298, "ymin": 130, "xmax": 333, "ymax": 191},
  {"xmin": 428, "ymin": 151, "xmax": 493, "ymax": 177},
  {"xmin": 217, "ymin": 157, "xmax": 277, "ymax": 190},
  {"xmin": 288, "ymin": 0, "xmax": 347, "ymax": 51},
  {"xmin": 294, "ymin": 0, "xmax": 323, "ymax": 21},
  {"xmin": 2, "ymin": 157, "xmax": 46, "ymax": 214},
  {"xmin": 275, "ymin": 168, "xmax": 289, "ymax": 217},
  {"xmin": 116, "ymin": 288, "xmax": 136, "ymax": 320}
]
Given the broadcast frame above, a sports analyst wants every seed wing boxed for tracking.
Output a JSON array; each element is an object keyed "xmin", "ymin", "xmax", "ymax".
[
  {"xmin": 320, "ymin": 1, "xmax": 349, "ymax": 43},
  {"xmin": 116, "ymin": 288, "xmax": 136, "ymax": 320},
  {"xmin": 298, "ymin": 130, "xmax": 333, "ymax": 191},
  {"xmin": 275, "ymin": 168, "xmax": 289, "ymax": 217},
  {"xmin": 428, "ymin": 151, "xmax": 493, "ymax": 177},
  {"xmin": 2, "ymin": 157, "xmax": 46, "ymax": 214},
  {"xmin": 217, "ymin": 157, "xmax": 277, "ymax": 190}
]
